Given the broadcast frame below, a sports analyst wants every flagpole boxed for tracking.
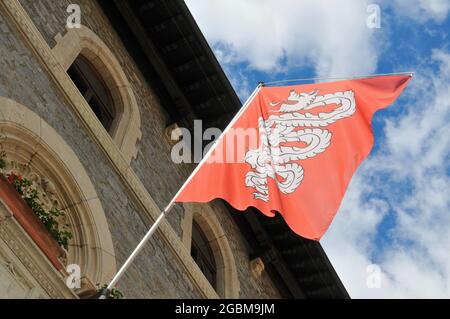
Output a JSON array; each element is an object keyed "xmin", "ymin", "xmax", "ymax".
[
  {"xmin": 264, "ymin": 71, "xmax": 414, "ymax": 86},
  {"xmin": 100, "ymin": 83, "xmax": 264, "ymax": 298}
]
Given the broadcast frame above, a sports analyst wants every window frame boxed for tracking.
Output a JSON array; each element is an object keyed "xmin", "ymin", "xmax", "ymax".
[
  {"xmin": 181, "ymin": 203, "xmax": 240, "ymax": 298},
  {"xmin": 68, "ymin": 55, "xmax": 116, "ymax": 132},
  {"xmin": 191, "ymin": 220, "xmax": 217, "ymax": 289},
  {"xmin": 51, "ymin": 25, "xmax": 142, "ymax": 164}
]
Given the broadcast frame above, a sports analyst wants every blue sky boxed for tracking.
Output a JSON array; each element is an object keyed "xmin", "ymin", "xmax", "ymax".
[{"xmin": 185, "ymin": 0, "xmax": 450, "ymax": 298}]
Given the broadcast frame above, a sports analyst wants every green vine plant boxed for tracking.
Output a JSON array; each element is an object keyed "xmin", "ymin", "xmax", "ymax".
[
  {"xmin": 96, "ymin": 284, "xmax": 124, "ymax": 299},
  {"xmin": 0, "ymin": 152, "xmax": 73, "ymax": 250}
]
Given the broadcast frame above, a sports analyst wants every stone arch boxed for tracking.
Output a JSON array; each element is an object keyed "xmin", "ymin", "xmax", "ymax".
[
  {"xmin": 182, "ymin": 203, "xmax": 240, "ymax": 298},
  {"xmin": 52, "ymin": 25, "xmax": 141, "ymax": 164},
  {"xmin": 0, "ymin": 97, "xmax": 117, "ymax": 294}
]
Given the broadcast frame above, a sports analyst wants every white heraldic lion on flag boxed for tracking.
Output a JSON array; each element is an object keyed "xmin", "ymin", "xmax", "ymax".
[{"xmin": 244, "ymin": 89, "xmax": 356, "ymax": 202}]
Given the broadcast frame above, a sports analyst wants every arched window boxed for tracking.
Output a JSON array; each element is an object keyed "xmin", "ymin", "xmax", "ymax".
[
  {"xmin": 52, "ymin": 26, "xmax": 142, "ymax": 164},
  {"xmin": 68, "ymin": 56, "xmax": 115, "ymax": 132},
  {"xmin": 191, "ymin": 220, "xmax": 217, "ymax": 288},
  {"xmin": 0, "ymin": 98, "xmax": 117, "ymax": 298},
  {"xmin": 182, "ymin": 203, "xmax": 240, "ymax": 298}
]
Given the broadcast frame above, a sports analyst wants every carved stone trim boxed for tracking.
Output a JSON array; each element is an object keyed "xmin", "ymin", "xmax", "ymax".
[
  {"xmin": 0, "ymin": 176, "xmax": 66, "ymax": 271},
  {"xmin": 164, "ymin": 123, "xmax": 182, "ymax": 146},
  {"xmin": 0, "ymin": 201, "xmax": 76, "ymax": 298},
  {"xmin": 0, "ymin": 0, "xmax": 218, "ymax": 299},
  {"xmin": 249, "ymin": 258, "xmax": 265, "ymax": 280},
  {"xmin": 0, "ymin": 98, "xmax": 117, "ymax": 294},
  {"xmin": 3, "ymin": 160, "xmax": 62, "ymax": 211}
]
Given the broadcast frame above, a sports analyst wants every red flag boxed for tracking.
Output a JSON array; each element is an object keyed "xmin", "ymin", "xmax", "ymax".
[{"xmin": 175, "ymin": 75, "xmax": 412, "ymax": 240}]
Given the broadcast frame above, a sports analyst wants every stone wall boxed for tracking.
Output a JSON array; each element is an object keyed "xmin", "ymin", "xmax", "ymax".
[{"xmin": 0, "ymin": 0, "xmax": 281, "ymax": 298}]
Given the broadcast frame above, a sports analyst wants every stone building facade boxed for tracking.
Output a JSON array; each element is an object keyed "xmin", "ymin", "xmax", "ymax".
[{"xmin": 0, "ymin": 0, "xmax": 347, "ymax": 299}]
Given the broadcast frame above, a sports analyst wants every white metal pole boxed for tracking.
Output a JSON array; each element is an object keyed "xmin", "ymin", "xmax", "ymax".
[
  {"xmin": 263, "ymin": 71, "xmax": 414, "ymax": 86},
  {"xmin": 100, "ymin": 83, "xmax": 263, "ymax": 298},
  {"xmin": 163, "ymin": 82, "xmax": 263, "ymax": 210}
]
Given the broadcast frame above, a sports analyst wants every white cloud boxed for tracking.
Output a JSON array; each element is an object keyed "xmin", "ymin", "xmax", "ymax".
[
  {"xmin": 186, "ymin": 0, "xmax": 380, "ymax": 77},
  {"xmin": 322, "ymin": 49, "xmax": 450, "ymax": 298},
  {"xmin": 391, "ymin": 0, "xmax": 450, "ymax": 23},
  {"xmin": 213, "ymin": 45, "xmax": 253, "ymax": 99},
  {"xmin": 184, "ymin": 0, "xmax": 450, "ymax": 298}
]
